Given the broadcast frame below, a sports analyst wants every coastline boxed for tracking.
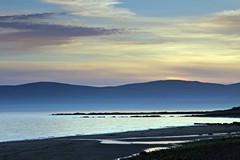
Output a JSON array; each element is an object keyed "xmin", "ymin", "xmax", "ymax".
[
  {"xmin": 52, "ymin": 106, "xmax": 240, "ymax": 118},
  {"xmin": 1, "ymin": 124, "xmax": 240, "ymax": 160}
]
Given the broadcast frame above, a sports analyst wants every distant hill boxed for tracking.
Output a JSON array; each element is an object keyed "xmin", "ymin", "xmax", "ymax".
[
  {"xmin": 0, "ymin": 80, "xmax": 240, "ymax": 111},
  {"xmin": 196, "ymin": 106, "xmax": 240, "ymax": 117}
]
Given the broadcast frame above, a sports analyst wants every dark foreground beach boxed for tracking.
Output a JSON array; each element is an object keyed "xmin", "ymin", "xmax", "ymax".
[{"xmin": 1, "ymin": 124, "xmax": 240, "ymax": 160}]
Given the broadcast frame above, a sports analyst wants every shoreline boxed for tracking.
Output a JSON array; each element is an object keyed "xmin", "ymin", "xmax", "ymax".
[
  {"xmin": 2, "ymin": 121, "xmax": 240, "ymax": 144},
  {"xmin": 0, "ymin": 124, "xmax": 197, "ymax": 143},
  {"xmin": 52, "ymin": 106, "xmax": 240, "ymax": 118},
  {"xmin": 1, "ymin": 124, "xmax": 240, "ymax": 160}
]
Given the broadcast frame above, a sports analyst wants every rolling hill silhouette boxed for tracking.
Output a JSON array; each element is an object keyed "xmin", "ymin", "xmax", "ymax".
[{"xmin": 0, "ymin": 80, "xmax": 240, "ymax": 111}]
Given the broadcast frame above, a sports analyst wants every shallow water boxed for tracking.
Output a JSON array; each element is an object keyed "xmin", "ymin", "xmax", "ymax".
[
  {"xmin": 100, "ymin": 139, "xmax": 191, "ymax": 145},
  {"xmin": 0, "ymin": 112, "xmax": 240, "ymax": 142},
  {"xmin": 144, "ymin": 147, "xmax": 169, "ymax": 153}
]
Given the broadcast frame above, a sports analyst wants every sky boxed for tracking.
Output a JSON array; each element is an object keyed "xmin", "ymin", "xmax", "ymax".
[{"xmin": 0, "ymin": 0, "xmax": 240, "ymax": 86}]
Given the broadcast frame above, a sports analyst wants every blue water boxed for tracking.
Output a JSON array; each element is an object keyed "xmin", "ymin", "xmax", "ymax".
[{"xmin": 1, "ymin": 112, "xmax": 240, "ymax": 142}]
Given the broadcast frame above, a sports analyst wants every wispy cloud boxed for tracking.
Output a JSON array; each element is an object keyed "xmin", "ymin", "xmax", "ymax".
[
  {"xmin": 43, "ymin": 0, "xmax": 135, "ymax": 18},
  {"xmin": 0, "ymin": 12, "xmax": 61, "ymax": 21},
  {"xmin": 0, "ymin": 21, "xmax": 121, "ymax": 37},
  {"xmin": 214, "ymin": 9, "xmax": 240, "ymax": 17},
  {"xmin": 209, "ymin": 10, "xmax": 240, "ymax": 34},
  {"xmin": 0, "ymin": 12, "xmax": 124, "ymax": 49},
  {"xmin": 180, "ymin": 9, "xmax": 240, "ymax": 35},
  {"xmin": 1, "ymin": 2, "xmax": 240, "ymax": 85}
]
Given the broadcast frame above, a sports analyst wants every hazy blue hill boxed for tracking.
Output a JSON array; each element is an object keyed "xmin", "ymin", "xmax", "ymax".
[
  {"xmin": 195, "ymin": 106, "xmax": 240, "ymax": 117},
  {"xmin": 0, "ymin": 80, "xmax": 240, "ymax": 111},
  {"xmin": 115, "ymin": 80, "xmax": 227, "ymax": 97},
  {"xmin": 0, "ymin": 82, "xmax": 96, "ymax": 100}
]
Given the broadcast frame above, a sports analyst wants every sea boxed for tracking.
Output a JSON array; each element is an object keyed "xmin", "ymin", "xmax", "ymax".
[{"xmin": 1, "ymin": 112, "xmax": 240, "ymax": 142}]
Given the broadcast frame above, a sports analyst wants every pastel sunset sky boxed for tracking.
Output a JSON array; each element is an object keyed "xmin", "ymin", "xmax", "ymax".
[{"xmin": 1, "ymin": 0, "xmax": 240, "ymax": 86}]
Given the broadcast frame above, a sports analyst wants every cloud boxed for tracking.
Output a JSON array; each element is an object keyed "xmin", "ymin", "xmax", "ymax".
[
  {"xmin": 171, "ymin": 9, "xmax": 240, "ymax": 47},
  {"xmin": 189, "ymin": 9, "xmax": 240, "ymax": 37},
  {"xmin": 0, "ymin": 12, "xmax": 62, "ymax": 21},
  {"xmin": 191, "ymin": 9, "xmax": 240, "ymax": 34},
  {"xmin": 215, "ymin": 9, "xmax": 240, "ymax": 17},
  {"xmin": 0, "ymin": 13, "xmax": 124, "ymax": 49},
  {"xmin": 210, "ymin": 10, "xmax": 240, "ymax": 28},
  {"xmin": 43, "ymin": 0, "xmax": 135, "ymax": 18},
  {"xmin": 0, "ymin": 21, "xmax": 121, "ymax": 37}
]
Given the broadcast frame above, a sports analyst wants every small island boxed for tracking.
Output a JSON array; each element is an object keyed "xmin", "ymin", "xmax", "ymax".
[
  {"xmin": 52, "ymin": 111, "xmax": 206, "ymax": 116},
  {"xmin": 52, "ymin": 106, "xmax": 240, "ymax": 118}
]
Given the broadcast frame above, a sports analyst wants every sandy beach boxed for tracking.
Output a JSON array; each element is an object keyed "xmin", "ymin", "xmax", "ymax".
[{"xmin": 1, "ymin": 125, "xmax": 240, "ymax": 160}]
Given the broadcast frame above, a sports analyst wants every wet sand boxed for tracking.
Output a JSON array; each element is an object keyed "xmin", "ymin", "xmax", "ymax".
[{"xmin": 1, "ymin": 125, "xmax": 240, "ymax": 160}]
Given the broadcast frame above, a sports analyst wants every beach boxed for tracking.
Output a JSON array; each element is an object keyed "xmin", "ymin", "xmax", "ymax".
[{"xmin": 1, "ymin": 124, "xmax": 240, "ymax": 160}]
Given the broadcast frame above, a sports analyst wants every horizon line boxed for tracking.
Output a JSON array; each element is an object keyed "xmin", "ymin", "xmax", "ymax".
[{"xmin": 1, "ymin": 79, "xmax": 239, "ymax": 88}]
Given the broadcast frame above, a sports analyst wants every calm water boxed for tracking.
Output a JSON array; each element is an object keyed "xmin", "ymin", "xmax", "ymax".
[{"xmin": 1, "ymin": 112, "xmax": 240, "ymax": 142}]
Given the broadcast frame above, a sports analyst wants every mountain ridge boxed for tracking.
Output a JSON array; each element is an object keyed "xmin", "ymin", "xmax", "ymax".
[
  {"xmin": 1, "ymin": 80, "xmax": 238, "ymax": 88},
  {"xmin": 0, "ymin": 80, "xmax": 240, "ymax": 111}
]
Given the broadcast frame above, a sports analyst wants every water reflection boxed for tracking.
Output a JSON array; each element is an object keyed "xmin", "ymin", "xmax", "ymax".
[
  {"xmin": 100, "ymin": 139, "xmax": 191, "ymax": 145},
  {"xmin": 144, "ymin": 147, "xmax": 169, "ymax": 153},
  {"xmin": 0, "ymin": 112, "xmax": 240, "ymax": 142}
]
